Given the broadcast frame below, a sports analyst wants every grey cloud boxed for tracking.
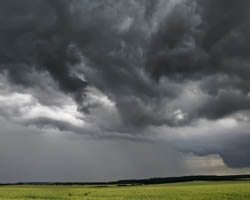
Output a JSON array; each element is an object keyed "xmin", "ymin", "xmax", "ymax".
[
  {"xmin": 0, "ymin": 0, "xmax": 87, "ymax": 100},
  {"xmin": 181, "ymin": 130, "xmax": 250, "ymax": 168},
  {"xmin": 0, "ymin": 118, "xmax": 189, "ymax": 183},
  {"xmin": 145, "ymin": 0, "xmax": 250, "ymax": 122},
  {"xmin": 1, "ymin": 0, "xmax": 194, "ymax": 130},
  {"xmin": 1, "ymin": 0, "xmax": 250, "ymax": 129},
  {"xmin": 1, "ymin": 0, "xmax": 250, "ymax": 171},
  {"xmin": 146, "ymin": 0, "xmax": 250, "ymax": 81},
  {"xmin": 161, "ymin": 119, "xmax": 250, "ymax": 168}
]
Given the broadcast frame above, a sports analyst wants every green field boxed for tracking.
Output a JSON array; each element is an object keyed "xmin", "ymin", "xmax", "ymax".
[{"xmin": 1, "ymin": 181, "xmax": 250, "ymax": 200}]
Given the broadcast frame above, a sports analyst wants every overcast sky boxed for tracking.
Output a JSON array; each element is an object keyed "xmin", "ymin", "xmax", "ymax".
[{"xmin": 0, "ymin": 0, "xmax": 250, "ymax": 183}]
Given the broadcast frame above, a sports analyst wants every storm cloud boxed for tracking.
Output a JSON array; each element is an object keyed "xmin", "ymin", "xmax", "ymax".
[{"xmin": 0, "ymin": 0, "xmax": 250, "ymax": 180}]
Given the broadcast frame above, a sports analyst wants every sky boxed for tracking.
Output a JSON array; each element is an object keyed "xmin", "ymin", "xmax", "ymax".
[{"xmin": 0, "ymin": 0, "xmax": 250, "ymax": 183}]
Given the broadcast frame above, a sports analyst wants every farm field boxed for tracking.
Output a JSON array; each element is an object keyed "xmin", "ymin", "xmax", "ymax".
[{"xmin": 0, "ymin": 181, "xmax": 250, "ymax": 200}]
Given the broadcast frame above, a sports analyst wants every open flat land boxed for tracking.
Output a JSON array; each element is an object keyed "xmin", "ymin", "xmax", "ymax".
[{"xmin": 0, "ymin": 181, "xmax": 250, "ymax": 200}]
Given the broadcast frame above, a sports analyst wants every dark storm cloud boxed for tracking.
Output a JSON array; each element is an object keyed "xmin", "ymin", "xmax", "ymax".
[
  {"xmin": 147, "ymin": 0, "xmax": 250, "ymax": 80},
  {"xmin": 169, "ymin": 121, "xmax": 250, "ymax": 168},
  {"xmin": 1, "ymin": 0, "xmax": 250, "ymax": 170},
  {"xmin": 146, "ymin": 0, "xmax": 250, "ymax": 121},
  {"xmin": 0, "ymin": 0, "xmax": 183, "ymax": 130},
  {"xmin": 0, "ymin": 0, "xmax": 87, "ymax": 100},
  {"xmin": 200, "ymin": 0, "xmax": 249, "ymax": 50},
  {"xmin": 1, "ymin": 0, "xmax": 250, "ymax": 127}
]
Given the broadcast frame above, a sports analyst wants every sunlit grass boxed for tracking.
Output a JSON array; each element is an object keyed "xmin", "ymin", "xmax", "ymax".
[{"xmin": 1, "ymin": 181, "xmax": 250, "ymax": 199}]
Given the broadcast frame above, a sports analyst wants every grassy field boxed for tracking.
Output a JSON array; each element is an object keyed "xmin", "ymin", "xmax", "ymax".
[{"xmin": 1, "ymin": 181, "xmax": 250, "ymax": 200}]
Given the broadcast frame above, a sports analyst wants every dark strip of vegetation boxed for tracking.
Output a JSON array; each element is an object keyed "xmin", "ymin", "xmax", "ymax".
[{"xmin": 1, "ymin": 175, "xmax": 250, "ymax": 186}]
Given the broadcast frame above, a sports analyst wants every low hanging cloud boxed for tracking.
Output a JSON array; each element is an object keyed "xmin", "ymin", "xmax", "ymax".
[{"xmin": 0, "ymin": 0, "xmax": 250, "ymax": 169}]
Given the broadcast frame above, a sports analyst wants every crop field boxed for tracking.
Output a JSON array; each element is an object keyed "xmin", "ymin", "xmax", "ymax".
[{"xmin": 0, "ymin": 181, "xmax": 250, "ymax": 200}]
